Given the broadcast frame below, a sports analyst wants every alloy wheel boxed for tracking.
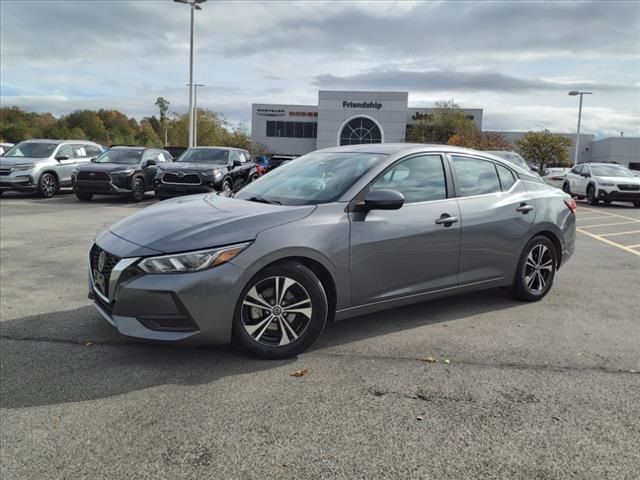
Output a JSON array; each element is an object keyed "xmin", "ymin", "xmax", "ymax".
[
  {"xmin": 222, "ymin": 181, "xmax": 232, "ymax": 197},
  {"xmin": 523, "ymin": 244, "xmax": 554, "ymax": 294},
  {"xmin": 40, "ymin": 174, "xmax": 57, "ymax": 197},
  {"xmin": 132, "ymin": 179, "xmax": 144, "ymax": 201},
  {"xmin": 241, "ymin": 276, "xmax": 313, "ymax": 347}
]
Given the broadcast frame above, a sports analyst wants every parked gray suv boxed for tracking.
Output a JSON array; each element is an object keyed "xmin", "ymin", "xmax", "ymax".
[{"xmin": 0, "ymin": 139, "xmax": 105, "ymax": 197}]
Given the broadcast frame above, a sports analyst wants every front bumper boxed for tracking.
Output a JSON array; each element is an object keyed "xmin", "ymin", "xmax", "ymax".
[
  {"xmin": 154, "ymin": 181, "xmax": 219, "ymax": 197},
  {"xmin": 73, "ymin": 177, "xmax": 133, "ymax": 196},
  {"xmin": 597, "ymin": 189, "xmax": 640, "ymax": 202},
  {"xmin": 88, "ymin": 236, "xmax": 246, "ymax": 345},
  {"xmin": 0, "ymin": 174, "xmax": 37, "ymax": 192}
]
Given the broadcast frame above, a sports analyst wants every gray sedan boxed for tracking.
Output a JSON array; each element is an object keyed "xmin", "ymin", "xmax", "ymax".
[{"xmin": 88, "ymin": 144, "xmax": 576, "ymax": 358}]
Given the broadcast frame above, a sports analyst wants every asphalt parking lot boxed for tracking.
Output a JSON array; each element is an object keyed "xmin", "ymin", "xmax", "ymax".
[{"xmin": 1, "ymin": 191, "xmax": 639, "ymax": 480}]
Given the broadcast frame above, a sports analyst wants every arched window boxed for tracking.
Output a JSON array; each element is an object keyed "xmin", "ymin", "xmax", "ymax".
[{"xmin": 339, "ymin": 117, "xmax": 383, "ymax": 146}]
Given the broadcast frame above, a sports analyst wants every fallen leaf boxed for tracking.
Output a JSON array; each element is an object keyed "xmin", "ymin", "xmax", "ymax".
[
  {"xmin": 290, "ymin": 369, "xmax": 308, "ymax": 377},
  {"xmin": 552, "ymin": 416, "xmax": 562, "ymax": 422},
  {"xmin": 84, "ymin": 342, "xmax": 93, "ymax": 347},
  {"xmin": 416, "ymin": 416, "xmax": 424, "ymax": 421},
  {"xmin": 444, "ymin": 359, "xmax": 451, "ymax": 364},
  {"xmin": 53, "ymin": 416, "xmax": 61, "ymax": 423},
  {"xmin": 421, "ymin": 356, "xmax": 438, "ymax": 363}
]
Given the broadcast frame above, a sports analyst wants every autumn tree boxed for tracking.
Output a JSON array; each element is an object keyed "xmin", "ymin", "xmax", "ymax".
[
  {"xmin": 155, "ymin": 97, "xmax": 170, "ymax": 145},
  {"xmin": 448, "ymin": 130, "xmax": 512, "ymax": 150},
  {"xmin": 406, "ymin": 100, "xmax": 476, "ymax": 144},
  {"xmin": 516, "ymin": 130, "xmax": 572, "ymax": 171}
]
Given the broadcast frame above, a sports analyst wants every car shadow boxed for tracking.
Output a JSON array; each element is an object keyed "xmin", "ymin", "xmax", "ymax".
[{"xmin": 0, "ymin": 289, "xmax": 520, "ymax": 409}]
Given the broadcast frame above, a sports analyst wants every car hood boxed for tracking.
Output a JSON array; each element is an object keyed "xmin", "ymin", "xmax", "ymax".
[
  {"xmin": 596, "ymin": 176, "xmax": 640, "ymax": 185},
  {"xmin": 76, "ymin": 163, "xmax": 140, "ymax": 173},
  {"xmin": 159, "ymin": 162, "xmax": 228, "ymax": 173},
  {"xmin": 108, "ymin": 193, "xmax": 315, "ymax": 254},
  {"xmin": 0, "ymin": 156, "xmax": 48, "ymax": 166}
]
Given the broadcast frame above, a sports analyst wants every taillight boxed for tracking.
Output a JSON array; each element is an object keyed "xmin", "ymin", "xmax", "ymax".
[
  {"xmin": 564, "ymin": 198, "xmax": 577, "ymax": 213},
  {"xmin": 549, "ymin": 176, "xmax": 564, "ymax": 181}
]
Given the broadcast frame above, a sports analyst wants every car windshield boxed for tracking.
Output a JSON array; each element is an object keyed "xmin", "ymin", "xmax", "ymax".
[
  {"xmin": 590, "ymin": 165, "xmax": 634, "ymax": 178},
  {"xmin": 3, "ymin": 142, "xmax": 57, "ymax": 158},
  {"xmin": 486, "ymin": 151, "xmax": 530, "ymax": 170},
  {"xmin": 94, "ymin": 149, "xmax": 144, "ymax": 165},
  {"xmin": 235, "ymin": 151, "xmax": 387, "ymax": 206},
  {"xmin": 178, "ymin": 148, "xmax": 229, "ymax": 164}
]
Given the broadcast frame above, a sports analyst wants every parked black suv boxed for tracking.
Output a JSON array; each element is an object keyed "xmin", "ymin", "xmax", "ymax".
[
  {"xmin": 72, "ymin": 147, "xmax": 173, "ymax": 202},
  {"xmin": 154, "ymin": 147, "xmax": 258, "ymax": 199}
]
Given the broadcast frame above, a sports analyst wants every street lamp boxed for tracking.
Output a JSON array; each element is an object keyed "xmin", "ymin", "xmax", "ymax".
[
  {"xmin": 187, "ymin": 83, "xmax": 205, "ymax": 146},
  {"xmin": 174, "ymin": 0, "xmax": 207, "ymax": 148},
  {"xmin": 568, "ymin": 90, "xmax": 593, "ymax": 165}
]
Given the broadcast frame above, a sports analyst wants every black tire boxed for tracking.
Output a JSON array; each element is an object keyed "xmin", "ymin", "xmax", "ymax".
[
  {"xmin": 586, "ymin": 184, "xmax": 599, "ymax": 205},
  {"xmin": 509, "ymin": 235, "xmax": 557, "ymax": 302},
  {"xmin": 221, "ymin": 179, "xmax": 233, "ymax": 197},
  {"xmin": 562, "ymin": 182, "xmax": 571, "ymax": 196},
  {"xmin": 129, "ymin": 177, "xmax": 145, "ymax": 202},
  {"xmin": 634, "ymin": 202, "xmax": 640, "ymax": 208},
  {"xmin": 37, "ymin": 172, "xmax": 58, "ymax": 198},
  {"xmin": 232, "ymin": 262, "xmax": 328, "ymax": 359},
  {"xmin": 75, "ymin": 192, "xmax": 93, "ymax": 201},
  {"xmin": 603, "ymin": 200, "xmax": 611, "ymax": 205},
  {"xmin": 249, "ymin": 173, "xmax": 259, "ymax": 183}
]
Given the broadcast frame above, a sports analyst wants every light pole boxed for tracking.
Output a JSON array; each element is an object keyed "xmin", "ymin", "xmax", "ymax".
[
  {"xmin": 568, "ymin": 90, "xmax": 592, "ymax": 165},
  {"xmin": 174, "ymin": 0, "xmax": 207, "ymax": 148},
  {"xmin": 187, "ymin": 83, "xmax": 205, "ymax": 146}
]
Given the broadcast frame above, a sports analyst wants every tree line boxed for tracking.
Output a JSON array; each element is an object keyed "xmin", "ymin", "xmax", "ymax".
[{"xmin": 0, "ymin": 96, "xmax": 267, "ymax": 155}]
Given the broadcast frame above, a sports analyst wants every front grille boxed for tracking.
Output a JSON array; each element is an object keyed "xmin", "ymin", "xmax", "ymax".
[
  {"xmin": 78, "ymin": 171, "xmax": 111, "ymax": 181},
  {"xmin": 617, "ymin": 184, "xmax": 640, "ymax": 191},
  {"xmin": 162, "ymin": 172, "xmax": 202, "ymax": 185},
  {"xmin": 90, "ymin": 244, "xmax": 120, "ymax": 299},
  {"xmin": 0, "ymin": 168, "xmax": 11, "ymax": 176}
]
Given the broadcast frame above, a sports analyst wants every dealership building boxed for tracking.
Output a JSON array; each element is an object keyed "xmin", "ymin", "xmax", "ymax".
[
  {"xmin": 251, "ymin": 90, "xmax": 638, "ymax": 169},
  {"xmin": 251, "ymin": 90, "xmax": 482, "ymax": 156}
]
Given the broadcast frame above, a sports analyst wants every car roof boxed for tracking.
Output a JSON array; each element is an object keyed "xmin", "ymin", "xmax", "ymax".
[
  {"xmin": 18, "ymin": 139, "xmax": 100, "ymax": 145},
  {"xmin": 110, "ymin": 146, "xmax": 147, "ymax": 151},
  {"xmin": 189, "ymin": 146, "xmax": 246, "ymax": 151}
]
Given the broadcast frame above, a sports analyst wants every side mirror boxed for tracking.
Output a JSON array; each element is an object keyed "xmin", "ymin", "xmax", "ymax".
[
  {"xmin": 233, "ymin": 159, "xmax": 242, "ymax": 167},
  {"xmin": 146, "ymin": 159, "xmax": 157, "ymax": 166},
  {"xmin": 90, "ymin": 157, "xmax": 97, "ymax": 162},
  {"xmin": 362, "ymin": 189, "xmax": 405, "ymax": 211},
  {"xmin": 530, "ymin": 166, "xmax": 539, "ymax": 172},
  {"xmin": 55, "ymin": 155, "xmax": 70, "ymax": 161}
]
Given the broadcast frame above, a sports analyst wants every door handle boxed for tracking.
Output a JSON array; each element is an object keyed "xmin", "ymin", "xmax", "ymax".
[
  {"xmin": 516, "ymin": 203, "xmax": 534, "ymax": 213},
  {"xmin": 435, "ymin": 214, "xmax": 459, "ymax": 225}
]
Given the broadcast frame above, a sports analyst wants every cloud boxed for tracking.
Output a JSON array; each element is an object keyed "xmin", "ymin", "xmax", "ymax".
[{"xmin": 312, "ymin": 70, "xmax": 637, "ymax": 93}]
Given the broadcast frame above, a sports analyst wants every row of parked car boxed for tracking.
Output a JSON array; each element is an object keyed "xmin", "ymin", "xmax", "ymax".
[{"xmin": 0, "ymin": 139, "xmax": 294, "ymax": 201}]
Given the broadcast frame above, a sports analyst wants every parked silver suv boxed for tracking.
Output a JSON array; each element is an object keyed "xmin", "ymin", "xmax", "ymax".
[{"xmin": 0, "ymin": 139, "xmax": 105, "ymax": 197}]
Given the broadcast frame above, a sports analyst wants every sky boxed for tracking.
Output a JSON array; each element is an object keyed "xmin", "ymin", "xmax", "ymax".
[{"xmin": 1, "ymin": 0, "xmax": 639, "ymax": 138}]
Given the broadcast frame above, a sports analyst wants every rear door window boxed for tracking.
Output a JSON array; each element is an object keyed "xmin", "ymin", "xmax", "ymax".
[
  {"xmin": 451, "ymin": 156, "xmax": 502, "ymax": 197},
  {"xmin": 496, "ymin": 164, "xmax": 516, "ymax": 191}
]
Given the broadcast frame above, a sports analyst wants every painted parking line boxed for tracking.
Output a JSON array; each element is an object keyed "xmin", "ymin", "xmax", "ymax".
[
  {"xmin": 579, "ymin": 207, "xmax": 640, "ymax": 223},
  {"xmin": 576, "ymin": 220, "xmax": 637, "ymax": 229},
  {"xmin": 627, "ymin": 244, "xmax": 640, "ymax": 249},
  {"xmin": 598, "ymin": 230, "xmax": 640, "ymax": 238},
  {"xmin": 576, "ymin": 228, "xmax": 640, "ymax": 257}
]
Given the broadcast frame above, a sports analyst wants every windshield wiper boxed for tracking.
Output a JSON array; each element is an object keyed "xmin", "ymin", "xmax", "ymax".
[{"xmin": 247, "ymin": 196, "xmax": 281, "ymax": 205}]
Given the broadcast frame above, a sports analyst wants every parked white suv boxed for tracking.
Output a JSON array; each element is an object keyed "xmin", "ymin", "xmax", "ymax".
[{"xmin": 563, "ymin": 163, "xmax": 640, "ymax": 207}]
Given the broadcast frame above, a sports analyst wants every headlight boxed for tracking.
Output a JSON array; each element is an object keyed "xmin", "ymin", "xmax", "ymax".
[
  {"xmin": 72, "ymin": 168, "xmax": 79, "ymax": 175},
  {"xmin": 137, "ymin": 242, "xmax": 250, "ymax": 273},
  {"xmin": 111, "ymin": 169, "xmax": 135, "ymax": 175},
  {"xmin": 12, "ymin": 163, "xmax": 35, "ymax": 171},
  {"xmin": 213, "ymin": 169, "xmax": 223, "ymax": 178}
]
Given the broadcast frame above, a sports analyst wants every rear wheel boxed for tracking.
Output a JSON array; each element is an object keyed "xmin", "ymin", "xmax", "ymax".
[
  {"xmin": 232, "ymin": 262, "xmax": 328, "ymax": 359},
  {"xmin": 37, "ymin": 173, "xmax": 58, "ymax": 198},
  {"xmin": 509, "ymin": 236, "xmax": 557, "ymax": 302},
  {"xmin": 562, "ymin": 182, "xmax": 571, "ymax": 196},
  {"xmin": 586, "ymin": 184, "xmax": 599, "ymax": 205},
  {"xmin": 634, "ymin": 201, "xmax": 640, "ymax": 208},
  {"xmin": 129, "ymin": 177, "xmax": 145, "ymax": 202},
  {"xmin": 250, "ymin": 173, "xmax": 259, "ymax": 182},
  {"xmin": 75, "ymin": 192, "xmax": 93, "ymax": 201}
]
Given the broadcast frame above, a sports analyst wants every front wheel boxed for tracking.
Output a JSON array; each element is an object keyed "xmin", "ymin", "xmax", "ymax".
[
  {"xmin": 75, "ymin": 192, "xmax": 93, "ymax": 201},
  {"xmin": 37, "ymin": 173, "xmax": 58, "ymax": 198},
  {"xmin": 232, "ymin": 262, "xmax": 328, "ymax": 359},
  {"xmin": 634, "ymin": 201, "xmax": 640, "ymax": 208},
  {"xmin": 221, "ymin": 179, "xmax": 233, "ymax": 197},
  {"xmin": 129, "ymin": 177, "xmax": 145, "ymax": 202},
  {"xmin": 586, "ymin": 185, "xmax": 599, "ymax": 205},
  {"xmin": 509, "ymin": 236, "xmax": 557, "ymax": 302}
]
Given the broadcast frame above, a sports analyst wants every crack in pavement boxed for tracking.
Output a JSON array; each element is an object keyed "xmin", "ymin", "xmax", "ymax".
[{"xmin": 1, "ymin": 334, "xmax": 638, "ymax": 375}]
